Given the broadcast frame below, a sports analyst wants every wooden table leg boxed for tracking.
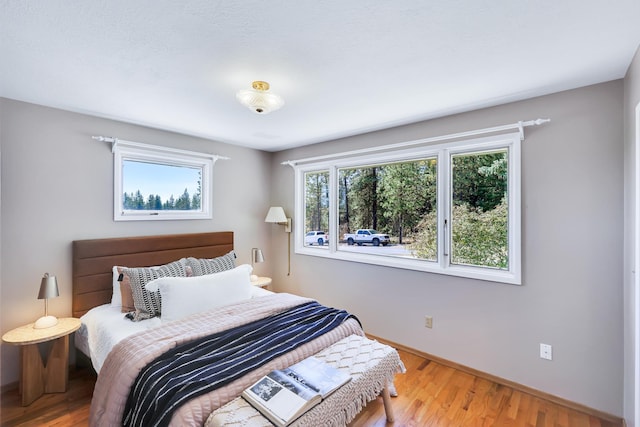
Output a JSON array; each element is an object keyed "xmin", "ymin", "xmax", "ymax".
[
  {"xmin": 20, "ymin": 344, "xmax": 45, "ymax": 406},
  {"xmin": 44, "ymin": 335, "xmax": 69, "ymax": 393},
  {"xmin": 19, "ymin": 335, "xmax": 70, "ymax": 405}
]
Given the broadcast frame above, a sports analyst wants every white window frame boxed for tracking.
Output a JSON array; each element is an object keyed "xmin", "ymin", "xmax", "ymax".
[
  {"xmin": 113, "ymin": 140, "xmax": 215, "ymax": 221},
  {"xmin": 294, "ymin": 132, "xmax": 521, "ymax": 285}
]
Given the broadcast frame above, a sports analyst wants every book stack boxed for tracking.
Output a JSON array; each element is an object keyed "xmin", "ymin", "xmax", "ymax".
[{"xmin": 242, "ymin": 356, "xmax": 351, "ymax": 427}]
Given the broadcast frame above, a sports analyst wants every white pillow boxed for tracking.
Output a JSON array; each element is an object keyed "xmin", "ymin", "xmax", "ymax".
[
  {"xmin": 146, "ymin": 264, "xmax": 253, "ymax": 322},
  {"xmin": 111, "ymin": 266, "xmax": 121, "ymax": 307}
]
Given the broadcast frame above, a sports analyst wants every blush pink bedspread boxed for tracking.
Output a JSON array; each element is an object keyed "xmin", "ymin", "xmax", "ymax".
[{"xmin": 89, "ymin": 293, "xmax": 364, "ymax": 426}]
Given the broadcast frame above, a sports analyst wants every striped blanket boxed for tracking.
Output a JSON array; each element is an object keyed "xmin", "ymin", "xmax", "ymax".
[
  {"xmin": 90, "ymin": 293, "xmax": 365, "ymax": 426},
  {"xmin": 123, "ymin": 301, "xmax": 357, "ymax": 427}
]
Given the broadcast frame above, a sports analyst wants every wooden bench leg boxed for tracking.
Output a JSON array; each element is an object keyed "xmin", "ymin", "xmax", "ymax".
[{"xmin": 382, "ymin": 385, "xmax": 394, "ymax": 422}]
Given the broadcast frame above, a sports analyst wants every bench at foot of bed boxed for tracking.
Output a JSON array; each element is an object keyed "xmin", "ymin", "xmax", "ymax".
[{"xmin": 206, "ymin": 334, "xmax": 405, "ymax": 427}]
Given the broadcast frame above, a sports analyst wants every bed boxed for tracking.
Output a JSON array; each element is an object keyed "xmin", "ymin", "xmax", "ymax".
[{"xmin": 72, "ymin": 232, "xmax": 366, "ymax": 426}]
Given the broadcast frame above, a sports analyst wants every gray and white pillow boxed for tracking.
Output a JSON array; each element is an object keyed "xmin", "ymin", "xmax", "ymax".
[
  {"xmin": 185, "ymin": 250, "xmax": 236, "ymax": 276},
  {"xmin": 123, "ymin": 260, "xmax": 187, "ymax": 322}
]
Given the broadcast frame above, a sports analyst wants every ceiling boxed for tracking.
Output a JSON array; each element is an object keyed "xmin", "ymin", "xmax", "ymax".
[{"xmin": 2, "ymin": 1, "xmax": 639, "ymax": 152}]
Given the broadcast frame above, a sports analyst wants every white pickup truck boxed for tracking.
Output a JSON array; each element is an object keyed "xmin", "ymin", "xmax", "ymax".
[{"xmin": 343, "ymin": 229, "xmax": 391, "ymax": 246}]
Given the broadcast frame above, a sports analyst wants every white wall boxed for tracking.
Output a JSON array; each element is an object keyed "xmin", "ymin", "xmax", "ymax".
[
  {"xmin": 270, "ymin": 81, "xmax": 625, "ymax": 416},
  {"xmin": 0, "ymin": 98, "xmax": 275, "ymax": 386},
  {"xmin": 624, "ymin": 45, "xmax": 640, "ymax": 427}
]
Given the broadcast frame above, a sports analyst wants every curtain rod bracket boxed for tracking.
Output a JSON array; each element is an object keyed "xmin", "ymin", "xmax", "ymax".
[
  {"xmin": 92, "ymin": 135, "xmax": 119, "ymax": 152},
  {"xmin": 518, "ymin": 118, "xmax": 551, "ymax": 140}
]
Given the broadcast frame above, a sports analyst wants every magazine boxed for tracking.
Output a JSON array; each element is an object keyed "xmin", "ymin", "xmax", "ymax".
[{"xmin": 242, "ymin": 356, "xmax": 351, "ymax": 426}]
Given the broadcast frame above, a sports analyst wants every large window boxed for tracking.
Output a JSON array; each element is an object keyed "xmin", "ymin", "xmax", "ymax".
[
  {"xmin": 113, "ymin": 140, "xmax": 215, "ymax": 221},
  {"xmin": 294, "ymin": 132, "xmax": 521, "ymax": 284}
]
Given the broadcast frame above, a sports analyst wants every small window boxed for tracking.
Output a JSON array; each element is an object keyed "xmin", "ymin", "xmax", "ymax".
[{"xmin": 113, "ymin": 140, "xmax": 215, "ymax": 221}]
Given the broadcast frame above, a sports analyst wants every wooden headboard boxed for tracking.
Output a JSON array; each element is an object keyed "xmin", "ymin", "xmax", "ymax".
[{"xmin": 72, "ymin": 232, "xmax": 234, "ymax": 318}]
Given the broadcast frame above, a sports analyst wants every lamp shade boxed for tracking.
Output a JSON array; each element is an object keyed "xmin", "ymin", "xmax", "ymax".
[
  {"xmin": 265, "ymin": 206, "xmax": 288, "ymax": 223},
  {"xmin": 35, "ymin": 273, "xmax": 59, "ymax": 329},
  {"xmin": 252, "ymin": 248, "xmax": 265, "ymax": 264},
  {"xmin": 38, "ymin": 273, "xmax": 59, "ymax": 299}
]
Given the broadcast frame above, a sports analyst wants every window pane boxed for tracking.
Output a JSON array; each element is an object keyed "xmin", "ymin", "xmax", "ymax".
[
  {"xmin": 122, "ymin": 160, "xmax": 202, "ymax": 212},
  {"xmin": 338, "ymin": 158, "xmax": 437, "ymax": 261},
  {"xmin": 450, "ymin": 149, "xmax": 508, "ymax": 269},
  {"xmin": 304, "ymin": 171, "xmax": 330, "ymax": 247}
]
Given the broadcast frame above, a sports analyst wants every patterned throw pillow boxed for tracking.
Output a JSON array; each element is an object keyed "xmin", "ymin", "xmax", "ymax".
[
  {"xmin": 185, "ymin": 250, "xmax": 236, "ymax": 276},
  {"xmin": 118, "ymin": 260, "xmax": 192, "ymax": 313},
  {"xmin": 122, "ymin": 260, "xmax": 187, "ymax": 322}
]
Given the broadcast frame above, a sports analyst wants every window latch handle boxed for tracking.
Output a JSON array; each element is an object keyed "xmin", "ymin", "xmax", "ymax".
[{"xmin": 444, "ymin": 219, "xmax": 449, "ymax": 257}]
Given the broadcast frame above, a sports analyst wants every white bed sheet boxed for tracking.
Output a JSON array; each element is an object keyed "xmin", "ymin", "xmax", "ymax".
[{"xmin": 76, "ymin": 286, "xmax": 273, "ymax": 373}]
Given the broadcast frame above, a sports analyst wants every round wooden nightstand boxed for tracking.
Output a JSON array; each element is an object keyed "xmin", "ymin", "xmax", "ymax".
[
  {"xmin": 2, "ymin": 317, "xmax": 81, "ymax": 405},
  {"xmin": 250, "ymin": 276, "xmax": 272, "ymax": 289}
]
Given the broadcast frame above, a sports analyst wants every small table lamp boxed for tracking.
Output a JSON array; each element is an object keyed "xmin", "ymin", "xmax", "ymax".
[
  {"xmin": 34, "ymin": 273, "xmax": 59, "ymax": 329},
  {"xmin": 251, "ymin": 248, "xmax": 264, "ymax": 282}
]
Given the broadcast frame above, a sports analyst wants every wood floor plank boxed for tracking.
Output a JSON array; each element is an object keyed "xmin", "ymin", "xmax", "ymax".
[{"xmin": 0, "ymin": 349, "xmax": 623, "ymax": 427}]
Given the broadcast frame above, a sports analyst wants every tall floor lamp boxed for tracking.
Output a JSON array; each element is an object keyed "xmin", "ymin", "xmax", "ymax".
[{"xmin": 265, "ymin": 206, "xmax": 291, "ymax": 276}]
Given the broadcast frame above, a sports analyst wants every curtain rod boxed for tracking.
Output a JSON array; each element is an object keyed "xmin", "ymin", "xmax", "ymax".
[
  {"xmin": 282, "ymin": 118, "xmax": 550, "ymax": 167},
  {"xmin": 91, "ymin": 136, "xmax": 230, "ymax": 162}
]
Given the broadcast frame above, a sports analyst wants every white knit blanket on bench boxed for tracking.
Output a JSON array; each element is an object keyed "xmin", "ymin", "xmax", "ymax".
[{"xmin": 206, "ymin": 334, "xmax": 405, "ymax": 427}]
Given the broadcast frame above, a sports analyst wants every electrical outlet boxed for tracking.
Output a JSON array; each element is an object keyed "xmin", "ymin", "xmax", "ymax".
[
  {"xmin": 424, "ymin": 316, "xmax": 433, "ymax": 328},
  {"xmin": 540, "ymin": 343, "xmax": 552, "ymax": 360}
]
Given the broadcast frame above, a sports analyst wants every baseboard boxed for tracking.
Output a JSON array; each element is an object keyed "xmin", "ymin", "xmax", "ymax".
[
  {"xmin": 1, "ymin": 381, "xmax": 18, "ymax": 394},
  {"xmin": 367, "ymin": 334, "xmax": 623, "ymax": 425}
]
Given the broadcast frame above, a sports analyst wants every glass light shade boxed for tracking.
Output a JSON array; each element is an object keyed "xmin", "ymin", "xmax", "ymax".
[
  {"xmin": 264, "ymin": 206, "xmax": 288, "ymax": 223},
  {"xmin": 236, "ymin": 81, "xmax": 284, "ymax": 114}
]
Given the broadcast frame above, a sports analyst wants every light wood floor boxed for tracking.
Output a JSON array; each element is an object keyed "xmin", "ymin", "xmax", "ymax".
[{"xmin": 0, "ymin": 349, "xmax": 622, "ymax": 427}]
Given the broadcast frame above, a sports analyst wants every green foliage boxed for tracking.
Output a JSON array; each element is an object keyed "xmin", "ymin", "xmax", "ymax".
[
  {"xmin": 409, "ymin": 210, "xmax": 438, "ymax": 260},
  {"xmin": 452, "ymin": 151, "xmax": 507, "ymax": 212},
  {"xmin": 123, "ymin": 171, "xmax": 202, "ymax": 212},
  {"xmin": 450, "ymin": 199, "xmax": 508, "ymax": 269},
  {"xmin": 339, "ymin": 159, "xmax": 437, "ymax": 239},
  {"xmin": 378, "ymin": 159, "xmax": 437, "ymax": 243},
  {"xmin": 122, "ymin": 187, "xmax": 200, "ymax": 211},
  {"xmin": 312, "ymin": 148, "xmax": 509, "ymax": 267},
  {"xmin": 174, "ymin": 189, "xmax": 191, "ymax": 210},
  {"xmin": 410, "ymin": 199, "xmax": 508, "ymax": 268},
  {"xmin": 305, "ymin": 171, "xmax": 329, "ymax": 231},
  {"xmin": 340, "ymin": 167, "xmax": 380, "ymax": 230},
  {"xmin": 191, "ymin": 173, "xmax": 202, "ymax": 210}
]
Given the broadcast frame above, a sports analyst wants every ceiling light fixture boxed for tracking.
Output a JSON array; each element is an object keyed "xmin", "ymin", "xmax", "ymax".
[{"xmin": 236, "ymin": 81, "xmax": 284, "ymax": 114}]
